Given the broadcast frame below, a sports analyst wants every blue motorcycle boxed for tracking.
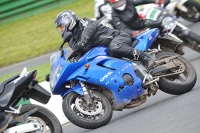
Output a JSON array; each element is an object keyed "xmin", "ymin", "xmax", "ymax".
[{"xmin": 46, "ymin": 28, "xmax": 196, "ymax": 129}]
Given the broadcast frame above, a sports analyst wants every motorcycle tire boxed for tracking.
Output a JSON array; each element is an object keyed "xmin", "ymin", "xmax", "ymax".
[
  {"xmin": 176, "ymin": 0, "xmax": 200, "ymax": 22},
  {"xmin": 20, "ymin": 104, "xmax": 63, "ymax": 133},
  {"xmin": 184, "ymin": 31, "xmax": 200, "ymax": 53},
  {"xmin": 62, "ymin": 91, "xmax": 113, "ymax": 129},
  {"xmin": 155, "ymin": 52, "xmax": 197, "ymax": 95}
]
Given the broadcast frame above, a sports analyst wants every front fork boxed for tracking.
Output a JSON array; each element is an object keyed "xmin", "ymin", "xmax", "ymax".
[
  {"xmin": 79, "ymin": 81, "xmax": 93, "ymax": 106},
  {"xmin": 176, "ymin": 0, "xmax": 188, "ymax": 12}
]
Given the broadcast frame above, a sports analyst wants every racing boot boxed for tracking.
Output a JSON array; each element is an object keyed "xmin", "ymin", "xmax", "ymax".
[
  {"xmin": 132, "ymin": 49, "xmax": 156, "ymax": 69},
  {"xmin": 0, "ymin": 114, "xmax": 11, "ymax": 132}
]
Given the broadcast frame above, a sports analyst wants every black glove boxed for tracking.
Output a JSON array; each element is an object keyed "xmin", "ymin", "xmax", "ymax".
[
  {"xmin": 72, "ymin": 42, "xmax": 84, "ymax": 52},
  {"xmin": 68, "ymin": 51, "xmax": 79, "ymax": 61}
]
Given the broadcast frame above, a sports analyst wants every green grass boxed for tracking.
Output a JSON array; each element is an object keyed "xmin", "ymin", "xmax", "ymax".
[
  {"xmin": 0, "ymin": 63, "xmax": 50, "ymax": 83},
  {"xmin": 0, "ymin": 0, "xmax": 94, "ymax": 68},
  {"xmin": 0, "ymin": 0, "xmax": 94, "ymax": 83}
]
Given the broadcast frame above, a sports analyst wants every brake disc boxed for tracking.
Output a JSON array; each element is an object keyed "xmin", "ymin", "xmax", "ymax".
[
  {"xmin": 75, "ymin": 97, "xmax": 103, "ymax": 116},
  {"xmin": 170, "ymin": 58, "xmax": 185, "ymax": 73}
]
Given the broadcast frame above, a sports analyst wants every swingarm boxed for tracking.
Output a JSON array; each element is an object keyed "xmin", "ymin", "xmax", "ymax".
[{"xmin": 151, "ymin": 55, "xmax": 185, "ymax": 77}]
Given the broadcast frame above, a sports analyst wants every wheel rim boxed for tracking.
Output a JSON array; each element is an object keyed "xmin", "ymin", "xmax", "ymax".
[
  {"xmin": 75, "ymin": 97, "xmax": 103, "ymax": 115},
  {"xmin": 164, "ymin": 58, "xmax": 187, "ymax": 83},
  {"xmin": 157, "ymin": 55, "xmax": 189, "ymax": 83},
  {"xmin": 70, "ymin": 94, "xmax": 106, "ymax": 120},
  {"xmin": 170, "ymin": 59, "xmax": 185, "ymax": 74},
  {"xmin": 26, "ymin": 117, "xmax": 47, "ymax": 133},
  {"xmin": 180, "ymin": 3, "xmax": 200, "ymax": 21}
]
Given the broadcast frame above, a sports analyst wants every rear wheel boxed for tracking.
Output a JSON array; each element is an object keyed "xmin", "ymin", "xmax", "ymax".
[
  {"xmin": 155, "ymin": 52, "xmax": 197, "ymax": 95},
  {"xmin": 20, "ymin": 104, "xmax": 63, "ymax": 133},
  {"xmin": 177, "ymin": 0, "xmax": 200, "ymax": 22}
]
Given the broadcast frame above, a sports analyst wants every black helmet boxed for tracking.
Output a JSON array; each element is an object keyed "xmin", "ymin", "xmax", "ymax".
[{"xmin": 54, "ymin": 10, "xmax": 79, "ymax": 37}]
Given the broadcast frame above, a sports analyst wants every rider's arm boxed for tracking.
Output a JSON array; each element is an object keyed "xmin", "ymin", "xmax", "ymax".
[
  {"xmin": 111, "ymin": 15, "xmax": 144, "ymax": 37},
  {"xmin": 111, "ymin": 15, "xmax": 133, "ymax": 37},
  {"xmin": 70, "ymin": 19, "xmax": 98, "ymax": 53},
  {"xmin": 80, "ymin": 19, "xmax": 97, "ymax": 46}
]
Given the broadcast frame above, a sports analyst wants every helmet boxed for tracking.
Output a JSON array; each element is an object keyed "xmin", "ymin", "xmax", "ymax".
[
  {"xmin": 54, "ymin": 10, "xmax": 78, "ymax": 37},
  {"xmin": 109, "ymin": 0, "xmax": 126, "ymax": 11}
]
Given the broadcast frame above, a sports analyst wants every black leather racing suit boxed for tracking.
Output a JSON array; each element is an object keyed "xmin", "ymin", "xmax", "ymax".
[
  {"xmin": 69, "ymin": 18, "xmax": 139, "ymax": 60},
  {"xmin": 111, "ymin": 0, "xmax": 156, "ymax": 36}
]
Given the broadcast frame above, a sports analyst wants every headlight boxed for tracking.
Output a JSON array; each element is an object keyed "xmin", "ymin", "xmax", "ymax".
[
  {"xmin": 162, "ymin": 17, "xmax": 175, "ymax": 30},
  {"xmin": 50, "ymin": 65, "xmax": 63, "ymax": 88}
]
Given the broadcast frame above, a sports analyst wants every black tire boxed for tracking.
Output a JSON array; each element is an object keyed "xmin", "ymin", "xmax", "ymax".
[
  {"xmin": 177, "ymin": 0, "xmax": 200, "ymax": 22},
  {"xmin": 156, "ymin": 52, "xmax": 197, "ymax": 95},
  {"xmin": 62, "ymin": 91, "xmax": 113, "ymax": 129},
  {"xmin": 183, "ymin": 32, "xmax": 200, "ymax": 53},
  {"xmin": 20, "ymin": 104, "xmax": 63, "ymax": 133}
]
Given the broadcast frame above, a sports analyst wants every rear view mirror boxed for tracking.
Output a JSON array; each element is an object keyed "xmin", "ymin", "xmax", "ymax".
[
  {"xmin": 59, "ymin": 32, "xmax": 73, "ymax": 50},
  {"xmin": 63, "ymin": 32, "xmax": 72, "ymax": 43}
]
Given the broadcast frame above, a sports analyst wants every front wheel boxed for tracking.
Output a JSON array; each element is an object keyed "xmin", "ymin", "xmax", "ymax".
[
  {"xmin": 177, "ymin": 0, "xmax": 200, "ymax": 22},
  {"xmin": 62, "ymin": 91, "xmax": 113, "ymax": 129},
  {"xmin": 156, "ymin": 52, "xmax": 197, "ymax": 95},
  {"xmin": 20, "ymin": 104, "xmax": 63, "ymax": 133}
]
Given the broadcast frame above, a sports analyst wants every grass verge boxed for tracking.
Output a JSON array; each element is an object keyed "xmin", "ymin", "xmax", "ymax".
[
  {"xmin": 0, "ymin": 0, "xmax": 94, "ymax": 68},
  {"xmin": 0, "ymin": 63, "xmax": 50, "ymax": 83}
]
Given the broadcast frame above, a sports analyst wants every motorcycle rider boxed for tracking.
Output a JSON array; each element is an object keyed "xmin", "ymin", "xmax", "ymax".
[
  {"xmin": 54, "ymin": 10, "xmax": 156, "ymax": 69},
  {"xmin": 108, "ymin": 0, "xmax": 165, "ymax": 37}
]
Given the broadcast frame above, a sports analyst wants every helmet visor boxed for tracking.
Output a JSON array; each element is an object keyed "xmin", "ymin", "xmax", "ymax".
[
  {"xmin": 111, "ymin": 0, "xmax": 126, "ymax": 9},
  {"xmin": 55, "ymin": 15, "xmax": 71, "ymax": 36},
  {"xmin": 55, "ymin": 15, "xmax": 70, "ymax": 28},
  {"xmin": 56, "ymin": 24, "xmax": 66, "ymax": 36}
]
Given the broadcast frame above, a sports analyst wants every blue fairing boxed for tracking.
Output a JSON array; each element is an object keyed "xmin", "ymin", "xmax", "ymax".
[
  {"xmin": 134, "ymin": 28, "xmax": 159, "ymax": 51},
  {"xmin": 50, "ymin": 28, "xmax": 159, "ymax": 109},
  {"xmin": 79, "ymin": 46, "xmax": 109, "ymax": 60}
]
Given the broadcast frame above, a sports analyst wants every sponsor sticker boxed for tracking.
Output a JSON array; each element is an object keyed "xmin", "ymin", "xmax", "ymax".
[{"xmin": 146, "ymin": 8, "xmax": 161, "ymax": 21}]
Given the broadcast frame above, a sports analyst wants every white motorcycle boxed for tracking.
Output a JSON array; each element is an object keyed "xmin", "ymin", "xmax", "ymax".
[{"xmin": 165, "ymin": 0, "xmax": 200, "ymax": 22}]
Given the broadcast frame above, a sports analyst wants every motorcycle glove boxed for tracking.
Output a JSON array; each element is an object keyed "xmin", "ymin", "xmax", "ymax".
[
  {"xmin": 73, "ymin": 35, "xmax": 90, "ymax": 52},
  {"xmin": 72, "ymin": 42, "xmax": 85, "ymax": 52}
]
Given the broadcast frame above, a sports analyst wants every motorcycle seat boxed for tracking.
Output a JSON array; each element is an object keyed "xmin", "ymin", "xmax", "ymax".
[{"xmin": 0, "ymin": 75, "xmax": 19, "ymax": 95}]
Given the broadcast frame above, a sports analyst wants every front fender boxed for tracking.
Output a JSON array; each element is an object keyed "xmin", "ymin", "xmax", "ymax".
[{"xmin": 62, "ymin": 84, "xmax": 84, "ymax": 98}]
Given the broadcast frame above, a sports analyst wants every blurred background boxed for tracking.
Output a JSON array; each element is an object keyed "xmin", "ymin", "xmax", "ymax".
[{"xmin": 0, "ymin": 0, "xmax": 93, "ymax": 82}]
